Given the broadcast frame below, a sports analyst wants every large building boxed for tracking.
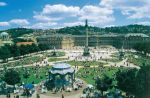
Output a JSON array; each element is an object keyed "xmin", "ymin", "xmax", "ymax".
[
  {"xmin": 124, "ymin": 33, "xmax": 150, "ymax": 49},
  {"xmin": 37, "ymin": 34, "xmax": 74, "ymax": 49},
  {"xmin": 36, "ymin": 33, "xmax": 150, "ymax": 49}
]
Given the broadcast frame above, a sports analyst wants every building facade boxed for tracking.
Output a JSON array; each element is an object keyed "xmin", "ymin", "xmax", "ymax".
[
  {"xmin": 37, "ymin": 34, "xmax": 74, "ymax": 49},
  {"xmin": 36, "ymin": 33, "xmax": 150, "ymax": 49}
]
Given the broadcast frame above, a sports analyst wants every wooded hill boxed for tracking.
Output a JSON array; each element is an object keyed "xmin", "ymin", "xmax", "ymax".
[{"xmin": 0, "ymin": 24, "xmax": 150, "ymax": 38}]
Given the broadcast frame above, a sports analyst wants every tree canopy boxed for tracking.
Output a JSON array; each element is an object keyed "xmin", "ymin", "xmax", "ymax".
[
  {"xmin": 116, "ymin": 65, "xmax": 150, "ymax": 98},
  {"xmin": 3, "ymin": 69, "xmax": 21, "ymax": 85}
]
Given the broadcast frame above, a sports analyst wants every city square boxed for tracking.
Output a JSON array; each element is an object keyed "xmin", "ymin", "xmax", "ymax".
[
  {"xmin": 0, "ymin": 0, "xmax": 150, "ymax": 98},
  {"xmin": 0, "ymin": 41, "xmax": 147, "ymax": 98}
]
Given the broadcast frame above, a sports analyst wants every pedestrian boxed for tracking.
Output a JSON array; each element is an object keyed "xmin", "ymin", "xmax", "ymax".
[{"xmin": 62, "ymin": 94, "xmax": 64, "ymax": 98}]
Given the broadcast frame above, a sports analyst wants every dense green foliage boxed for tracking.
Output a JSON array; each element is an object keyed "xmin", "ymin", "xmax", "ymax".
[
  {"xmin": 104, "ymin": 25, "xmax": 150, "ymax": 34},
  {"xmin": 116, "ymin": 65, "xmax": 150, "ymax": 98},
  {"xmin": 133, "ymin": 42, "xmax": 150, "ymax": 54},
  {"xmin": 3, "ymin": 69, "xmax": 21, "ymax": 85},
  {"xmin": 96, "ymin": 75, "xmax": 113, "ymax": 96},
  {"xmin": 0, "ymin": 44, "xmax": 49, "ymax": 62},
  {"xmin": 57, "ymin": 24, "xmax": 150, "ymax": 35},
  {"xmin": 0, "ymin": 46, "xmax": 11, "ymax": 62},
  {"xmin": 57, "ymin": 25, "xmax": 103, "ymax": 35},
  {"xmin": 13, "ymin": 38, "xmax": 33, "ymax": 43}
]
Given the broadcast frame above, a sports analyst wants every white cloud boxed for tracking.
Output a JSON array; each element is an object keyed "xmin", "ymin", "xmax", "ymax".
[
  {"xmin": 79, "ymin": 5, "xmax": 115, "ymax": 25},
  {"xmin": 42, "ymin": 4, "xmax": 80, "ymax": 17},
  {"xmin": 9, "ymin": 19, "xmax": 30, "ymax": 25},
  {"xmin": 127, "ymin": 5, "xmax": 150, "ymax": 19},
  {"xmin": 33, "ymin": 4, "xmax": 80, "ymax": 24},
  {"xmin": 0, "ymin": 2, "xmax": 7, "ymax": 6},
  {"xmin": 33, "ymin": 4, "xmax": 115, "ymax": 28},
  {"xmin": 100, "ymin": 0, "xmax": 150, "ymax": 19},
  {"xmin": 0, "ymin": 22, "xmax": 9, "ymax": 26},
  {"xmin": 135, "ymin": 21, "xmax": 150, "ymax": 25}
]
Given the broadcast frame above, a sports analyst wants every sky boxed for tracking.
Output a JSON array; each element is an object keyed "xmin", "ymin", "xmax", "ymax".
[{"xmin": 0, "ymin": 0, "xmax": 150, "ymax": 30}]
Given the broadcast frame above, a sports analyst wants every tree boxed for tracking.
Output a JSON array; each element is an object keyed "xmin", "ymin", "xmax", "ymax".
[
  {"xmin": 30, "ymin": 44, "xmax": 39, "ymax": 53},
  {"xmin": 95, "ymin": 75, "xmax": 113, "ymax": 96},
  {"xmin": 11, "ymin": 44, "xmax": 20, "ymax": 59},
  {"xmin": 23, "ymin": 68, "xmax": 30, "ymax": 83},
  {"xmin": 116, "ymin": 66, "xmax": 150, "ymax": 98},
  {"xmin": 136, "ymin": 65, "xmax": 150, "ymax": 98},
  {"xmin": 0, "ymin": 46, "xmax": 11, "ymax": 62},
  {"xmin": 3, "ymin": 69, "xmax": 21, "ymax": 85},
  {"xmin": 19, "ymin": 45, "xmax": 29, "ymax": 57},
  {"xmin": 134, "ymin": 42, "xmax": 150, "ymax": 55},
  {"xmin": 116, "ymin": 69, "xmax": 138, "ymax": 96},
  {"xmin": 38, "ymin": 44, "xmax": 49, "ymax": 51}
]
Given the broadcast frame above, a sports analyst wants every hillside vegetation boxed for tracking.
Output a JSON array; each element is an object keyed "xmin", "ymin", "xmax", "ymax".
[{"xmin": 0, "ymin": 25, "xmax": 150, "ymax": 38}]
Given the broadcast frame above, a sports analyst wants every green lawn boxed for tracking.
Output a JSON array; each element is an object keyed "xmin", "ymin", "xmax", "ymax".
[
  {"xmin": 0, "ymin": 56, "xmax": 43, "ymax": 68},
  {"xmin": 48, "ymin": 57, "xmax": 67, "ymax": 62},
  {"xmin": 17, "ymin": 66, "xmax": 51, "ymax": 84},
  {"xmin": 67, "ymin": 61, "xmax": 107, "ymax": 67},
  {"xmin": 127, "ymin": 52, "xmax": 150, "ymax": 66},
  {"xmin": 76, "ymin": 67, "xmax": 127, "ymax": 85},
  {"xmin": 101, "ymin": 58, "xmax": 121, "ymax": 63}
]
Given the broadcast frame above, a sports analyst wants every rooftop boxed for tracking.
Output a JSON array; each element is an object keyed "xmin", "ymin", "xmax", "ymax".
[
  {"xmin": 16, "ymin": 42, "xmax": 33, "ymax": 46},
  {"xmin": 125, "ymin": 33, "xmax": 149, "ymax": 37},
  {"xmin": 52, "ymin": 63, "xmax": 71, "ymax": 69},
  {"xmin": 50, "ymin": 63, "xmax": 74, "ymax": 75}
]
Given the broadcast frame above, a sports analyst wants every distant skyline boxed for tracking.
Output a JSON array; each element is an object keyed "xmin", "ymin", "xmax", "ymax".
[{"xmin": 0, "ymin": 0, "xmax": 150, "ymax": 30}]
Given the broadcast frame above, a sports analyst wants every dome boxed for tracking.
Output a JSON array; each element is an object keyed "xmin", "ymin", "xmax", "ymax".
[
  {"xmin": 0, "ymin": 32, "xmax": 9, "ymax": 36},
  {"xmin": 49, "ymin": 63, "xmax": 74, "ymax": 75}
]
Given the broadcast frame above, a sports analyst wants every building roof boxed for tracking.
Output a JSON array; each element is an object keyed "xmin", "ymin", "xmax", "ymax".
[
  {"xmin": 16, "ymin": 42, "xmax": 33, "ymax": 46},
  {"xmin": 100, "ymin": 33, "xmax": 119, "ymax": 37},
  {"xmin": 49, "ymin": 63, "xmax": 74, "ymax": 75},
  {"xmin": 125, "ymin": 33, "xmax": 149, "ymax": 37},
  {"xmin": 37, "ymin": 34, "xmax": 72, "ymax": 38},
  {"xmin": 52, "ymin": 63, "xmax": 71, "ymax": 69}
]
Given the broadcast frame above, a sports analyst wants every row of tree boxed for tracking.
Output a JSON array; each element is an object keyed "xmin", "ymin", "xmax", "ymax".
[
  {"xmin": 1, "ymin": 24, "xmax": 150, "ymax": 39},
  {"xmin": 0, "ymin": 44, "xmax": 49, "ymax": 62}
]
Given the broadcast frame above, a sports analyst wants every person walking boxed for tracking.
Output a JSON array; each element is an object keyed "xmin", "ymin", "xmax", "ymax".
[{"xmin": 62, "ymin": 94, "xmax": 64, "ymax": 98}]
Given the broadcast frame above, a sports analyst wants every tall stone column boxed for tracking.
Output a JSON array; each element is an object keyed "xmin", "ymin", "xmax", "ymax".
[
  {"xmin": 83, "ymin": 19, "xmax": 90, "ymax": 56},
  {"xmin": 85, "ymin": 19, "xmax": 88, "ymax": 47}
]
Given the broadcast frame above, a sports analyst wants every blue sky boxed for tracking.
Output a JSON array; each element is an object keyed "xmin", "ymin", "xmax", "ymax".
[{"xmin": 0, "ymin": 0, "xmax": 150, "ymax": 30}]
